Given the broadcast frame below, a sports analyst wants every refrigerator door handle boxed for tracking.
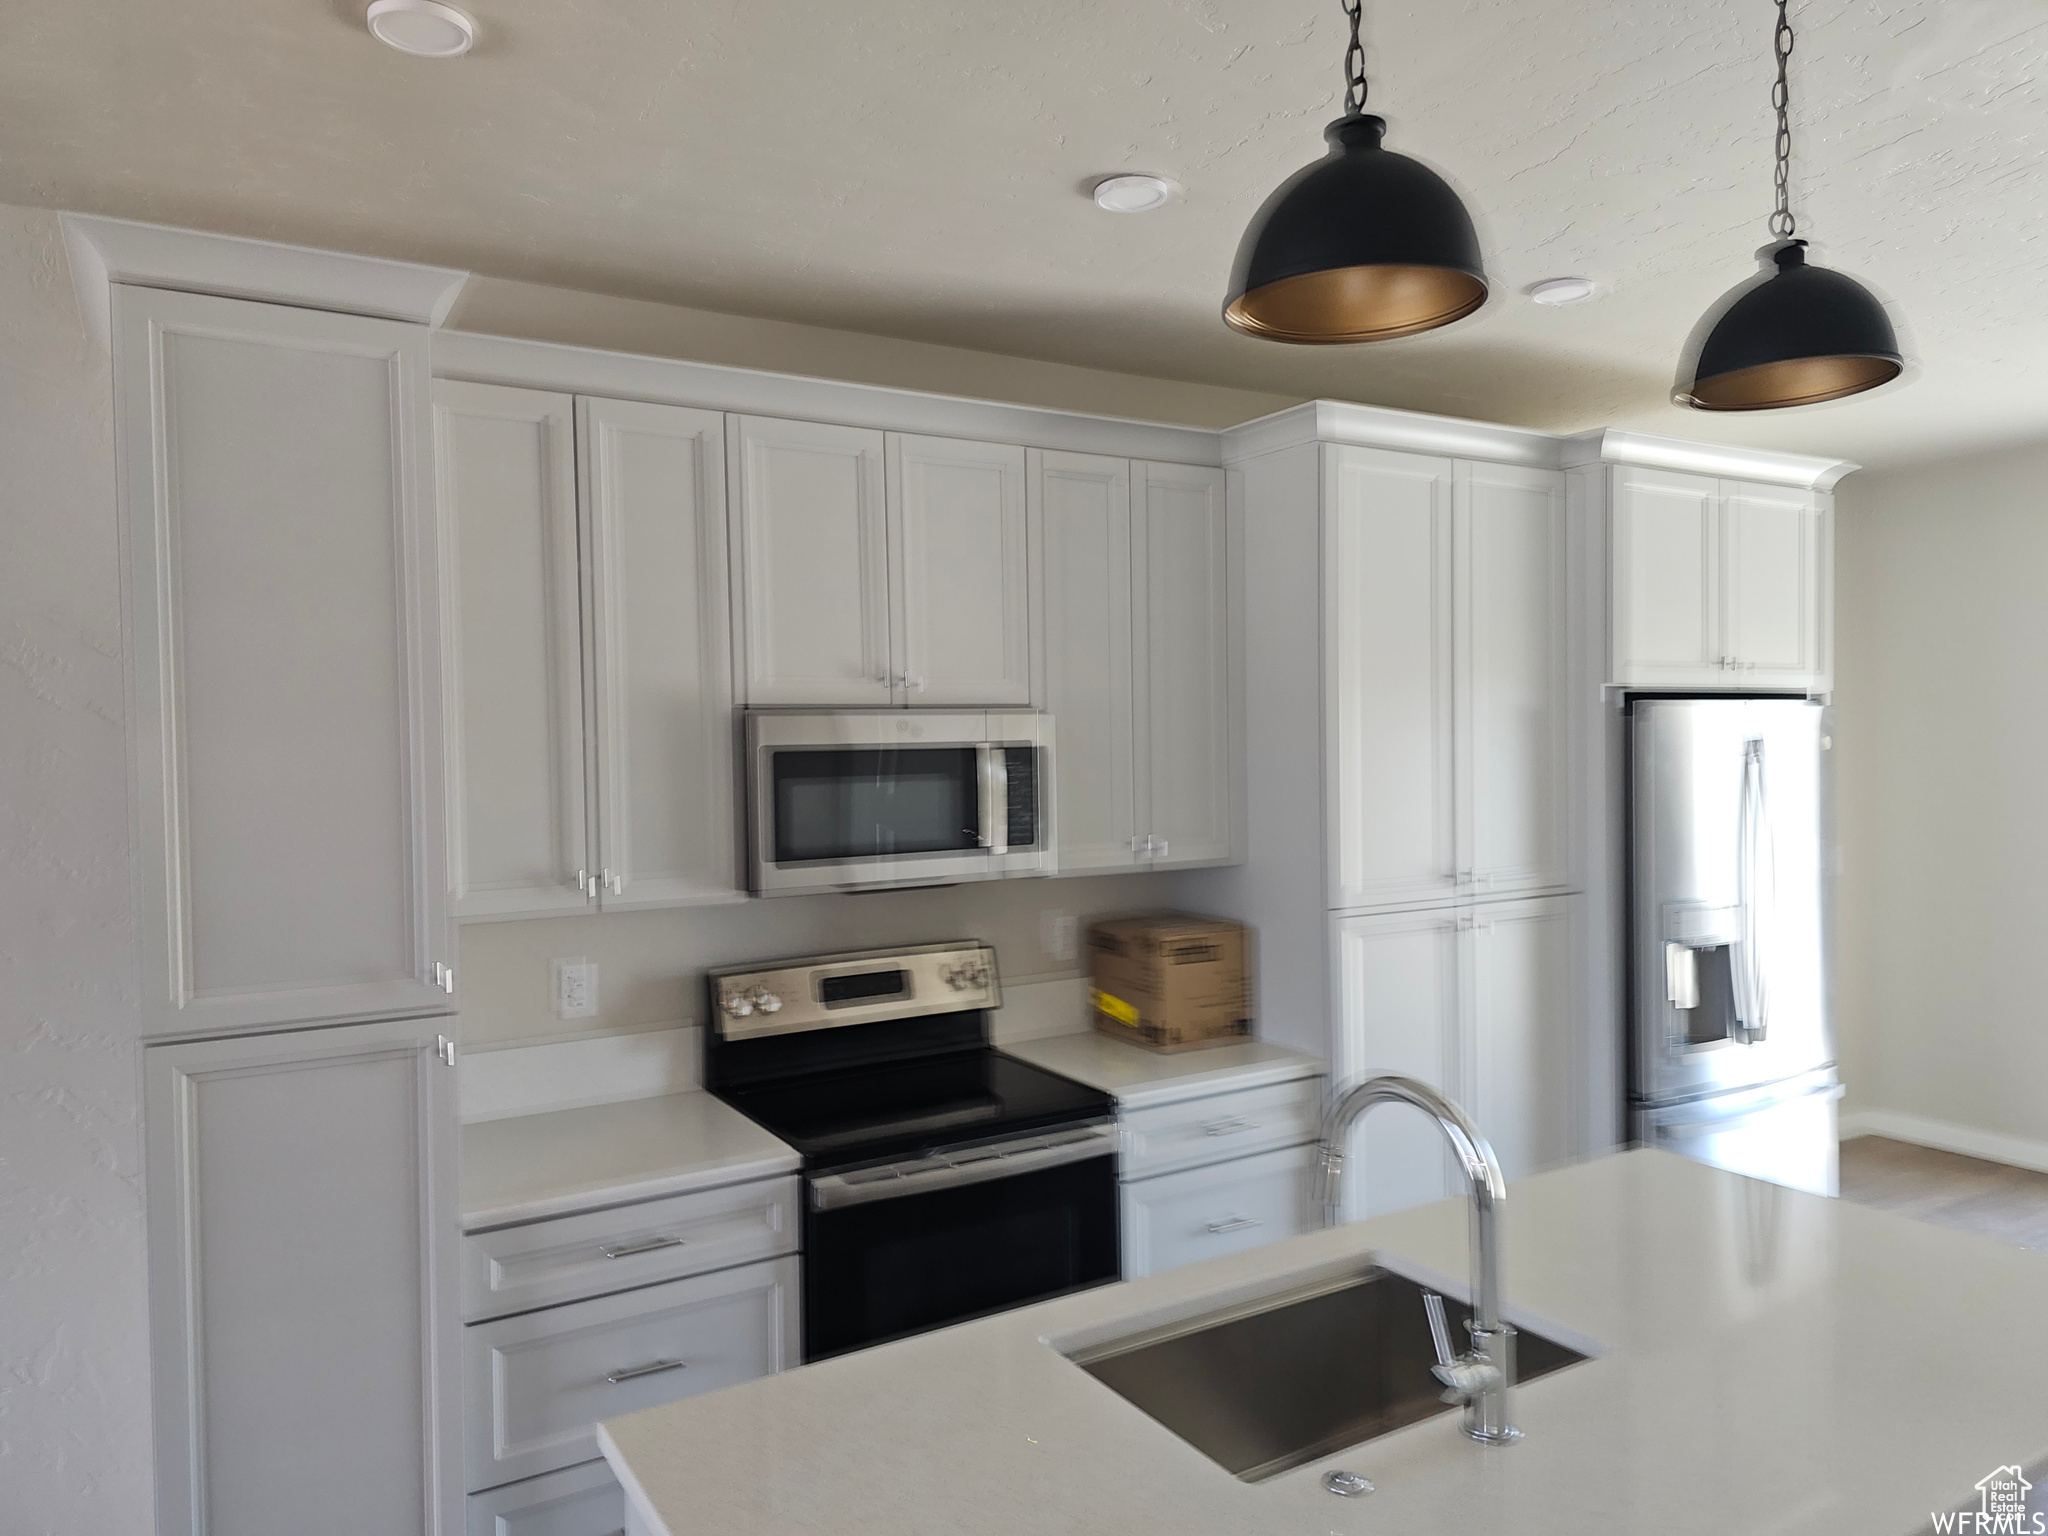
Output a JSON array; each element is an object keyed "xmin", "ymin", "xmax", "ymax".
[{"xmin": 1734, "ymin": 739, "xmax": 1770, "ymax": 1044}]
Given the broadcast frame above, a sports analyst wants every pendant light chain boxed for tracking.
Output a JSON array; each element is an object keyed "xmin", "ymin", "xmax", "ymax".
[
  {"xmin": 1769, "ymin": 0, "xmax": 1797, "ymax": 239},
  {"xmin": 1342, "ymin": 0, "xmax": 1367, "ymax": 115}
]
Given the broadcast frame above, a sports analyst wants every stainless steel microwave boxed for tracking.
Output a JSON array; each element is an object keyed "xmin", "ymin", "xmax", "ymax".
[{"xmin": 745, "ymin": 710, "xmax": 1056, "ymax": 896}]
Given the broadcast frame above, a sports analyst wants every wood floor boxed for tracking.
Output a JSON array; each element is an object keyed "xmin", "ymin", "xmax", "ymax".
[{"xmin": 1838, "ymin": 1135, "xmax": 2048, "ymax": 1252}]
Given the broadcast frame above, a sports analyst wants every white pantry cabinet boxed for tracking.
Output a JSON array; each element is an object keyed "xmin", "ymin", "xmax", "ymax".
[
  {"xmin": 1324, "ymin": 445, "xmax": 1567, "ymax": 912},
  {"xmin": 1608, "ymin": 465, "xmax": 1829, "ymax": 691},
  {"xmin": 144, "ymin": 1018, "xmax": 462, "ymax": 1536},
  {"xmin": 116, "ymin": 285, "xmax": 456, "ymax": 1035},
  {"xmin": 1332, "ymin": 894, "xmax": 1578, "ymax": 1220},
  {"xmin": 1032, "ymin": 455, "xmax": 1239, "ymax": 872},
  {"xmin": 437, "ymin": 385, "xmax": 739, "ymax": 916}
]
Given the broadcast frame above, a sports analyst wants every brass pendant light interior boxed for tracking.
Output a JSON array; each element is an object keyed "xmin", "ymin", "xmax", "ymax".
[{"xmin": 1223, "ymin": 263, "xmax": 1487, "ymax": 344}]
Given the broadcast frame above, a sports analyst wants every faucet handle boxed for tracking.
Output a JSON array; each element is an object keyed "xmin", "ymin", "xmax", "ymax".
[
  {"xmin": 1421, "ymin": 1290, "xmax": 1503, "ymax": 1405},
  {"xmin": 1423, "ymin": 1290, "xmax": 1455, "ymax": 1369}
]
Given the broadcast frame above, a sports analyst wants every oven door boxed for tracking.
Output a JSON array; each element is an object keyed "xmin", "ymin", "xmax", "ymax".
[{"xmin": 802, "ymin": 1124, "xmax": 1119, "ymax": 1361}]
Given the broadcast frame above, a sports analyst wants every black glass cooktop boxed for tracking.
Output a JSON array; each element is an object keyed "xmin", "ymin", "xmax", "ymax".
[{"xmin": 716, "ymin": 1048, "xmax": 1113, "ymax": 1170}]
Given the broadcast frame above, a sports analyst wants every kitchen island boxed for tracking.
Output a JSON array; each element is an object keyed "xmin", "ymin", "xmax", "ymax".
[{"xmin": 598, "ymin": 1149, "xmax": 2048, "ymax": 1534}]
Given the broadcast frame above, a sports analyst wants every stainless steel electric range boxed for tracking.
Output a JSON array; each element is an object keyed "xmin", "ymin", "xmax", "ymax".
[{"xmin": 703, "ymin": 941, "xmax": 1119, "ymax": 1361}]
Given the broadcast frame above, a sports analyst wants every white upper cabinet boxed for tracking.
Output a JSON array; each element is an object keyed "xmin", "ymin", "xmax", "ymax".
[
  {"xmin": 1325, "ymin": 445, "xmax": 1459, "ymax": 911},
  {"xmin": 730, "ymin": 416, "xmax": 891, "ymax": 706},
  {"xmin": 145, "ymin": 1018, "xmax": 461, "ymax": 1536},
  {"xmin": 1609, "ymin": 466, "xmax": 1830, "ymax": 691},
  {"xmin": 435, "ymin": 382, "xmax": 590, "ymax": 920},
  {"xmin": 1032, "ymin": 450, "xmax": 1140, "ymax": 872},
  {"xmin": 117, "ymin": 286, "xmax": 454, "ymax": 1036},
  {"xmin": 1457, "ymin": 461, "xmax": 1569, "ymax": 897},
  {"xmin": 580, "ymin": 398, "xmax": 739, "ymax": 908},
  {"xmin": 887, "ymin": 433, "xmax": 1030, "ymax": 705},
  {"xmin": 1137, "ymin": 461, "xmax": 1237, "ymax": 869}
]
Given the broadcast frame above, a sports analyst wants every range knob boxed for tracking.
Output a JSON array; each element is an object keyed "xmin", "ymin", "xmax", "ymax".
[
  {"xmin": 752, "ymin": 989, "xmax": 783, "ymax": 1015},
  {"xmin": 722, "ymin": 992, "xmax": 755, "ymax": 1019}
]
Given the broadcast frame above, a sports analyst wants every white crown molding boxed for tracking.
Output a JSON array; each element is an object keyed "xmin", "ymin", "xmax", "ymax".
[
  {"xmin": 432, "ymin": 330, "xmax": 1225, "ymax": 465},
  {"xmin": 1221, "ymin": 399, "xmax": 1565, "ymax": 470},
  {"xmin": 1561, "ymin": 428, "xmax": 1859, "ymax": 491},
  {"xmin": 61, "ymin": 212, "xmax": 469, "ymax": 351}
]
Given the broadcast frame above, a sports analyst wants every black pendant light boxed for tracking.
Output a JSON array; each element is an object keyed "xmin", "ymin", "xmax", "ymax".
[
  {"xmin": 1223, "ymin": 0, "xmax": 1486, "ymax": 344},
  {"xmin": 1678, "ymin": 0, "xmax": 1902, "ymax": 410}
]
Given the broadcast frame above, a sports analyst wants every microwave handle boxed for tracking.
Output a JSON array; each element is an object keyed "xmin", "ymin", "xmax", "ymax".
[{"xmin": 976, "ymin": 744, "xmax": 1009, "ymax": 857}]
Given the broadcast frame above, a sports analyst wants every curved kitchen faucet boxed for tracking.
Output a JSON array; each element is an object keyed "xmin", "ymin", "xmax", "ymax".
[{"xmin": 1317, "ymin": 1074, "xmax": 1520, "ymax": 1445}]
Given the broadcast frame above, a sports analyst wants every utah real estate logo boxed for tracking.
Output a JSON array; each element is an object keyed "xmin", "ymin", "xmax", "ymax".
[{"xmin": 1932, "ymin": 1465, "xmax": 2041, "ymax": 1535}]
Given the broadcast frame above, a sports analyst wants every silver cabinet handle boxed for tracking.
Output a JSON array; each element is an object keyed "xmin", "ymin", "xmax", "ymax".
[
  {"xmin": 1205, "ymin": 1216, "xmax": 1261, "ymax": 1235},
  {"xmin": 601, "ymin": 1235, "xmax": 685, "ymax": 1260},
  {"xmin": 1201, "ymin": 1116, "xmax": 1255, "ymax": 1137},
  {"xmin": 602, "ymin": 867, "xmax": 622, "ymax": 896},
  {"xmin": 1153, "ymin": 837, "xmax": 1168, "ymax": 859},
  {"xmin": 435, "ymin": 1035, "xmax": 456, "ymax": 1067},
  {"xmin": 432, "ymin": 962, "xmax": 455, "ymax": 994},
  {"xmin": 577, "ymin": 868, "xmax": 595, "ymax": 901},
  {"xmin": 605, "ymin": 1358, "xmax": 687, "ymax": 1385}
]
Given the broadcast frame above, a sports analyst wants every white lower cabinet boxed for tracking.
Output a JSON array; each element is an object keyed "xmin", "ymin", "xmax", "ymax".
[
  {"xmin": 1121, "ymin": 1143, "xmax": 1316, "ymax": 1278},
  {"xmin": 144, "ymin": 1018, "xmax": 462, "ymax": 1536},
  {"xmin": 467, "ymin": 1255, "xmax": 797, "ymax": 1490},
  {"xmin": 467, "ymin": 1461, "xmax": 625, "ymax": 1536}
]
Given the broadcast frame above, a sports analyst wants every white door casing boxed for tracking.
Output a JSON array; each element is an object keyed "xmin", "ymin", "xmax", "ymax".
[
  {"xmin": 887, "ymin": 433, "xmax": 1030, "ymax": 705},
  {"xmin": 579, "ymin": 398, "xmax": 741, "ymax": 908},
  {"xmin": 729, "ymin": 415, "xmax": 890, "ymax": 706},
  {"xmin": 1031, "ymin": 449, "xmax": 1139, "ymax": 871},
  {"xmin": 116, "ymin": 285, "xmax": 454, "ymax": 1036},
  {"xmin": 145, "ymin": 1018, "xmax": 462, "ymax": 1536},
  {"xmin": 434, "ymin": 381, "xmax": 591, "ymax": 920}
]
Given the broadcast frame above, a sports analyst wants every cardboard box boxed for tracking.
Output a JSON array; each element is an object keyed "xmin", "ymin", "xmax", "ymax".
[{"xmin": 1087, "ymin": 913, "xmax": 1252, "ymax": 1052}]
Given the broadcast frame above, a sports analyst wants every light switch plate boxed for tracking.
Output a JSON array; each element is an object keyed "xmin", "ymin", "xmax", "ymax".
[{"xmin": 552, "ymin": 958, "xmax": 598, "ymax": 1019}]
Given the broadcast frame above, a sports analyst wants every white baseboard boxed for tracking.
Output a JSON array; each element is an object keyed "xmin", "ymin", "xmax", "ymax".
[{"xmin": 1841, "ymin": 1109, "xmax": 2048, "ymax": 1175}]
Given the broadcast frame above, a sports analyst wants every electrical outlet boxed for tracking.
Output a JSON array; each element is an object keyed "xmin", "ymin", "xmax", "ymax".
[
  {"xmin": 1042, "ymin": 910, "xmax": 1078, "ymax": 963},
  {"xmin": 552, "ymin": 958, "xmax": 598, "ymax": 1020}
]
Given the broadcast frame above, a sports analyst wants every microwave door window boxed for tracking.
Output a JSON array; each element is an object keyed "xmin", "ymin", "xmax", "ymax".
[{"xmin": 772, "ymin": 748, "xmax": 981, "ymax": 864}]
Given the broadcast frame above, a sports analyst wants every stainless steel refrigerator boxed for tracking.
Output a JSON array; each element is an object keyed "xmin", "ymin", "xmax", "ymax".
[{"xmin": 1629, "ymin": 698, "xmax": 1841, "ymax": 1196}]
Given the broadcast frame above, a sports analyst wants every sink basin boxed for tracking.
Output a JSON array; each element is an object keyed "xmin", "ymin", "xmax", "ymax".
[{"xmin": 1064, "ymin": 1265, "xmax": 1586, "ymax": 1481}]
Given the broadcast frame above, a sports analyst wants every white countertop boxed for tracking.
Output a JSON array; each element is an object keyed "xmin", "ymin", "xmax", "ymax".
[
  {"xmin": 460, "ymin": 1090, "xmax": 798, "ymax": 1230},
  {"xmin": 1005, "ymin": 1032, "xmax": 1323, "ymax": 1109},
  {"xmin": 599, "ymin": 1149, "xmax": 2048, "ymax": 1535}
]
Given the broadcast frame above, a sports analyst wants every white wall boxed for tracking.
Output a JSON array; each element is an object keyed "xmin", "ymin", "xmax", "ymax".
[
  {"xmin": 0, "ymin": 204, "xmax": 153, "ymax": 1531},
  {"xmin": 1835, "ymin": 442, "xmax": 2048, "ymax": 1161}
]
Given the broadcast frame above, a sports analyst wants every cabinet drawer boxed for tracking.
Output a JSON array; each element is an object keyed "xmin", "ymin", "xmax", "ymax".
[
  {"xmin": 1122, "ymin": 1144, "xmax": 1315, "ymax": 1279},
  {"xmin": 465, "ymin": 1256, "xmax": 798, "ymax": 1489},
  {"xmin": 463, "ymin": 1177, "xmax": 797, "ymax": 1320},
  {"xmin": 468, "ymin": 1460, "xmax": 624, "ymax": 1536},
  {"xmin": 1119, "ymin": 1077, "xmax": 1321, "ymax": 1179}
]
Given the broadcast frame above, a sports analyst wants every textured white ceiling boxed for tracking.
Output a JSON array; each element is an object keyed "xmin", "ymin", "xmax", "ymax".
[{"xmin": 8, "ymin": 0, "xmax": 2043, "ymax": 467}]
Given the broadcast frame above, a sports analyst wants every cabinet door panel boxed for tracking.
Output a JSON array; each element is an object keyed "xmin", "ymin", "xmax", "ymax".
[
  {"xmin": 730, "ymin": 417, "xmax": 890, "ymax": 705},
  {"xmin": 466, "ymin": 1461, "xmax": 624, "ymax": 1536},
  {"xmin": 1325, "ymin": 445, "xmax": 1458, "ymax": 910},
  {"xmin": 1332, "ymin": 909, "xmax": 1461, "ymax": 1219},
  {"xmin": 1458, "ymin": 462, "xmax": 1569, "ymax": 896},
  {"xmin": 1722, "ymin": 480, "xmax": 1824, "ymax": 684},
  {"xmin": 436, "ymin": 382, "xmax": 592, "ymax": 920},
  {"xmin": 1611, "ymin": 465, "xmax": 1720, "ymax": 686},
  {"xmin": 1033, "ymin": 450, "xmax": 1138, "ymax": 871},
  {"xmin": 1138, "ymin": 461, "xmax": 1234, "ymax": 867},
  {"xmin": 1467, "ymin": 896, "xmax": 1579, "ymax": 1184},
  {"xmin": 1120, "ymin": 1144, "xmax": 1315, "ymax": 1279},
  {"xmin": 888, "ymin": 434, "xmax": 1029, "ymax": 705},
  {"xmin": 116, "ymin": 286, "xmax": 451, "ymax": 1035},
  {"xmin": 580, "ymin": 399, "xmax": 740, "ymax": 908},
  {"xmin": 145, "ymin": 1019, "xmax": 461, "ymax": 1536}
]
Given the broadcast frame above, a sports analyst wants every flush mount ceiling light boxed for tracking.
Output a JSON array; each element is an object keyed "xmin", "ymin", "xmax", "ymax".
[
  {"xmin": 1528, "ymin": 277, "xmax": 1597, "ymax": 307},
  {"xmin": 1093, "ymin": 175, "xmax": 1177, "ymax": 213},
  {"xmin": 1223, "ymin": 0, "xmax": 1486, "ymax": 344},
  {"xmin": 367, "ymin": 0, "xmax": 476, "ymax": 58},
  {"xmin": 1677, "ymin": 0, "xmax": 1902, "ymax": 411}
]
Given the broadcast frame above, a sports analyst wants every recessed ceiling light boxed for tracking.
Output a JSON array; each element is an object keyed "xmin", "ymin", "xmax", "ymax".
[
  {"xmin": 1527, "ymin": 277, "xmax": 1598, "ymax": 306},
  {"xmin": 1092, "ymin": 175, "xmax": 1177, "ymax": 214},
  {"xmin": 367, "ymin": 0, "xmax": 476, "ymax": 57}
]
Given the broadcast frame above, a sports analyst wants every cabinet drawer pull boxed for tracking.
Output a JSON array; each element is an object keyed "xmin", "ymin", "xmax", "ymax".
[
  {"xmin": 1205, "ymin": 1216, "xmax": 1261, "ymax": 1235},
  {"xmin": 601, "ymin": 1235, "xmax": 685, "ymax": 1260},
  {"xmin": 1201, "ymin": 1116, "xmax": 1255, "ymax": 1137},
  {"xmin": 606, "ymin": 1358, "xmax": 687, "ymax": 1385}
]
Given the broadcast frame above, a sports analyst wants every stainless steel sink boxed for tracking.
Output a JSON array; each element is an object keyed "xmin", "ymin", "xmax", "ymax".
[{"xmin": 1064, "ymin": 1265, "xmax": 1586, "ymax": 1482}]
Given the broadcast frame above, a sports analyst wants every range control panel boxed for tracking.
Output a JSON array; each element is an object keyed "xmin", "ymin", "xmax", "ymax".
[{"xmin": 709, "ymin": 941, "xmax": 1001, "ymax": 1041}]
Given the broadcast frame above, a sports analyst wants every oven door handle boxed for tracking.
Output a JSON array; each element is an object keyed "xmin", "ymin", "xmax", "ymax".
[{"xmin": 810, "ymin": 1123, "xmax": 1114, "ymax": 1211}]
